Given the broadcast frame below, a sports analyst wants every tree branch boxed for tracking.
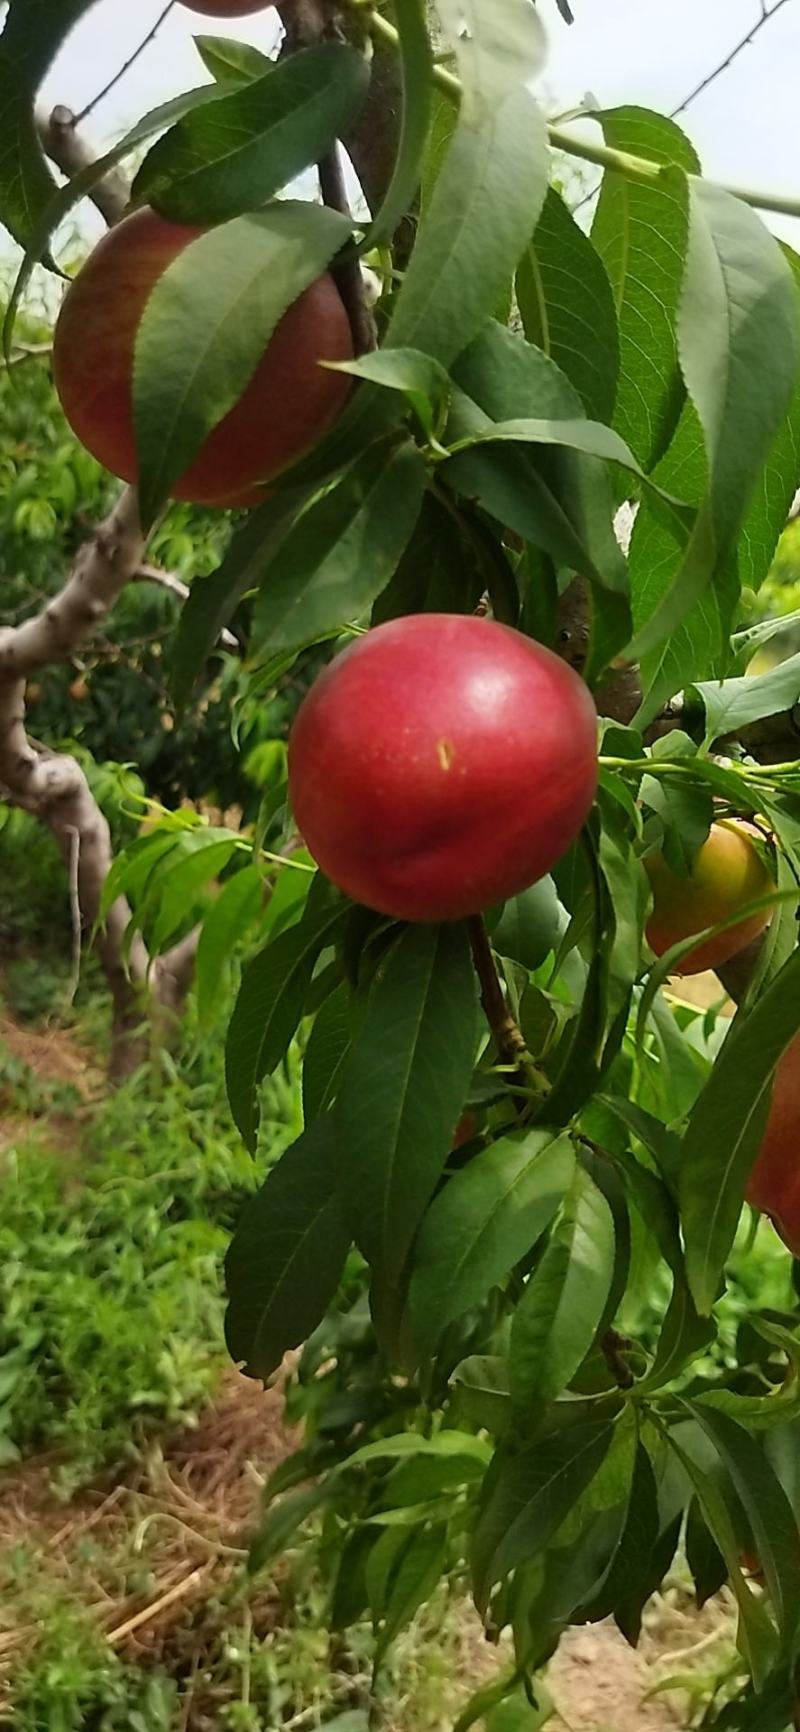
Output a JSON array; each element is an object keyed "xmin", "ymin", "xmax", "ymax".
[
  {"xmin": 134, "ymin": 566, "xmax": 239, "ymax": 651},
  {"xmin": 36, "ymin": 105, "xmax": 130, "ymax": 225},
  {"xmin": 467, "ymin": 914, "xmax": 542, "ymax": 1096}
]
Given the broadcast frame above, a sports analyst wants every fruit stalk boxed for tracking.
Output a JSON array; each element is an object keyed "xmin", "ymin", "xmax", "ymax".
[{"xmin": 467, "ymin": 915, "xmax": 541, "ymax": 1097}]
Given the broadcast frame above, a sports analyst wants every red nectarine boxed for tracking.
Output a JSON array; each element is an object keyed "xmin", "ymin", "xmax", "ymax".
[
  {"xmin": 288, "ymin": 615, "xmax": 598, "ymax": 923},
  {"xmin": 645, "ymin": 821, "xmax": 774, "ymax": 977},
  {"xmin": 179, "ymin": 2, "xmax": 269, "ymax": 14},
  {"xmin": 747, "ymin": 1030, "xmax": 800, "ymax": 1257},
  {"xmin": 53, "ymin": 208, "xmax": 352, "ymax": 508}
]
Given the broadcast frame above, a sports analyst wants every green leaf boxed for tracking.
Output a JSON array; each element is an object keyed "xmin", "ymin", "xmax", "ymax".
[
  {"xmin": 485, "ymin": 1687, "xmax": 554, "ymax": 1732},
  {"xmin": 632, "ymin": 250, "xmax": 800, "ymax": 722},
  {"xmin": 685, "ymin": 1496, "xmax": 727, "ymax": 1609},
  {"xmin": 170, "ymin": 486, "xmax": 311, "ymax": 710},
  {"xmin": 517, "ymin": 187, "xmax": 619, "ymax": 423},
  {"xmin": 4, "ymin": 86, "xmax": 217, "ymax": 353},
  {"xmin": 688, "ymin": 651, "xmax": 800, "ymax": 745},
  {"xmin": 640, "ymin": 769, "xmax": 713, "ymax": 876},
  {"xmin": 226, "ymin": 903, "xmax": 343, "ymax": 1150},
  {"xmin": 409, "ymin": 1131, "xmax": 576, "ymax": 1359},
  {"xmin": 375, "ymin": 1523, "xmax": 448, "ymax": 1662},
  {"xmin": 196, "ymin": 864, "xmax": 264, "ymax": 1032},
  {"xmin": 448, "ymin": 411, "xmax": 682, "ymax": 498},
  {"xmin": 334, "ymin": 923, "xmax": 477, "ymax": 1287},
  {"xmin": 302, "ymin": 980, "xmax": 353, "ymax": 1120},
  {"xmin": 330, "ymin": 349, "xmax": 450, "ymax": 441},
  {"xmin": 509, "ymin": 1167, "xmax": 615, "ymax": 1407},
  {"xmin": 628, "ymin": 182, "xmax": 800, "ymax": 661},
  {"xmin": 492, "ymin": 879, "xmax": 563, "ymax": 974},
  {"xmin": 133, "ymin": 201, "xmax": 353, "ymax": 524},
  {"xmin": 666, "ymin": 1428, "xmax": 777, "ymax": 1688},
  {"xmin": 642, "ymin": 1277, "xmax": 715, "ymax": 1392},
  {"xmin": 193, "ymin": 33, "xmax": 275, "ymax": 86},
  {"xmin": 445, "ymin": 326, "xmax": 630, "ymax": 665},
  {"xmin": 344, "ymin": 1430, "xmax": 491, "ymax": 1476},
  {"xmin": 360, "ymin": 0, "xmax": 433, "ymax": 252},
  {"xmin": 584, "ymin": 1441, "xmax": 661, "ymax": 1622},
  {"xmin": 0, "ymin": 0, "xmax": 97, "ymax": 248},
  {"xmin": 134, "ymin": 45, "xmax": 369, "ymax": 225},
  {"xmin": 448, "ymin": 1356, "xmax": 513, "ymax": 1436},
  {"xmin": 591, "ymin": 107, "xmax": 700, "ymax": 470},
  {"xmin": 251, "ymin": 441, "xmax": 427, "ymax": 656},
  {"xmin": 226, "ymin": 1117, "xmax": 350, "ymax": 1379},
  {"xmin": 688, "ymin": 1402, "xmax": 800, "ymax": 1652},
  {"xmin": 150, "ymin": 837, "xmax": 237, "ymax": 955},
  {"xmin": 372, "ymin": 491, "xmax": 485, "ymax": 624},
  {"xmin": 249, "ymin": 1482, "xmax": 330, "ymax": 1573},
  {"xmin": 681, "ymin": 944, "xmax": 800, "ymax": 1313},
  {"xmin": 386, "ymin": 0, "xmax": 548, "ymax": 363},
  {"xmin": 471, "ymin": 1424, "xmax": 613, "ymax": 1612}
]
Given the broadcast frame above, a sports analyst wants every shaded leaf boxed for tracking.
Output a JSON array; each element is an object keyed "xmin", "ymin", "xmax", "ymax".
[
  {"xmin": 170, "ymin": 486, "xmax": 311, "ymax": 710},
  {"xmin": 0, "ymin": 0, "xmax": 97, "ymax": 248},
  {"xmin": 226, "ymin": 904, "xmax": 343, "ymax": 1150},
  {"xmin": 251, "ymin": 440, "xmax": 427, "ymax": 655},
  {"xmin": 681, "ymin": 945, "xmax": 800, "ymax": 1313},
  {"xmin": 472, "ymin": 1424, "xmax": 613, "ymax": 1612},
  {"xmin": 196, "ymin": 863, "xmax": 265, "ymax": 1030},
  {"xmin": 689, "ymin": 1402, "xmax": 800, "ymax": 1650},
  {"xmin": 509, "ymin": 1167, "xmax": 615, "ymax": 1407},
  {"xmin": 302, "ymin": 980, "xmax": 353, "ymax": 1121},
  {"xmin": 334, "ymin": 923, "xmax": 478, "ymax": 1286},
  {"xmin": 226, "ymin": 1117, "xmax": 350, "ymax": 1378}
]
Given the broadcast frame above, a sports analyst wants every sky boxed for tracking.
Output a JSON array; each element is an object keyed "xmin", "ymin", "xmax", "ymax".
[{"xmin": 32, "ymin": 0, "xmax": 800, "ymax": 249}]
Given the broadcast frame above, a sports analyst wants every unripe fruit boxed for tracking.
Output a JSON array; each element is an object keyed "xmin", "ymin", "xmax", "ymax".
[
  {"xmin": 746, "ymin": 1030, "xmax": 800, "ymax": 1257},
  {"xmin": 645, "ymin": 821, "xmax": 774, "ymax": 977},
  {"xmin": 179, "ymin": 1, "xmax": 268, "ymax": 14},
  {"xmin": 288, "ymin": 615, "xmax": 598, "ymax": 923},
  {"xmin": 52, "ymin": 208, "xmax": 352, "ymax": 509}
]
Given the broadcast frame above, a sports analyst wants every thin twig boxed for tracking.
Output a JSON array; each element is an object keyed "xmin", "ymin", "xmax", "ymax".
[
  {"xmin": 134, "ymin": 566, "xmax": 239, "ymax": 651},
  {"xmin": 319, "ymin": 146, "xmax": 377, "ymax": 356},
  {"xmin": 74, "ymin": 3, "xmax": 176, "ymax": 126},
  {"xmin": 670, "ymin": 0, "xmax": 793, "ymax": 118},
  {"xmin": 353, "ymin": 2, "xmax": 800, "ymax": 220}
]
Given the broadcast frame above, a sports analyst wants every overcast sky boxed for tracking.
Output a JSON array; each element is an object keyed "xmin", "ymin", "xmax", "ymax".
[{"xmin": 35, "ymin": 0, "xmax": 800, "ymax": 248}]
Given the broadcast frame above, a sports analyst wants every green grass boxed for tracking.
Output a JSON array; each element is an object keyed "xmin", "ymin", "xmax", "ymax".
[{"xmin": 0, "ymin": 1028, "xmax": 301, "ymax": 1486}]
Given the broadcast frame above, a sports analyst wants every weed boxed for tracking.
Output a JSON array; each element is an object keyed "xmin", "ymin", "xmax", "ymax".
[{"xmin": 0, "ymin": 1028, "xmax": 300, "ymax": 1486}]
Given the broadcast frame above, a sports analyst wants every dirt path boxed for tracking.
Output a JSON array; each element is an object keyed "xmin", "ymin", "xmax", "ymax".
[{"xmin": 549, "ymin": 1625, "xmax": 682, "ymax": 1730}]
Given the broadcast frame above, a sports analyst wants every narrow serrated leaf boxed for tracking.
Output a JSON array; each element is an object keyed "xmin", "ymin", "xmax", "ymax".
[
  {"xmin": 409, "ymin": 1131, "xmax": 576, "ymax": 1358},
  {"xmin": 226, "ymin": 1116, "xmax": 350, "ymax": 1379},
  {"xmin": 133, "ymin": 201, "xmax": 353, "ymax": 524},
  {"xmin": 334, "ymin": 923, "xmax": 477, "ymax": 1285},
  {"xmin": 226, "ymin": 904, "xmax": 343, "ymax": 1150}
]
